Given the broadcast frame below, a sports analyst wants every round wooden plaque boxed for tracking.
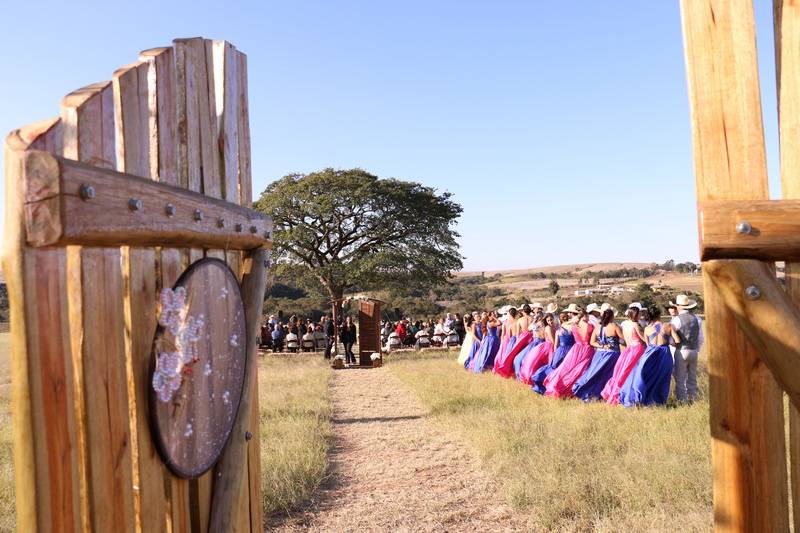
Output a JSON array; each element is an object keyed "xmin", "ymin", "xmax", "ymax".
[{"xmin": 149, "ymin": 258, "xmax": 247, "ymax": 479}]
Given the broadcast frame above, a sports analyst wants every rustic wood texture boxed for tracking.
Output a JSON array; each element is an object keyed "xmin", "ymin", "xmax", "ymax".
[
  {"xmin": 774, "ymin": 1, "xmax": 800, "ymax": 529},
  {"xmin": 699, "ymin": 198, "xmax": 800, "ymax": 260},
  {"xmin": 150, "ymin": 259, "xmax": 248, "ymax": 479},
  {"xmin": 62, "ymin": 80, "xmax": 139, "ymax": 533},
  {"xmin": 681, "ymin": 1, "xmax": 789, "ymax": 530},
  {"xmin": 5, "ymin": 37, "xmax": 262, "ymax": 533},
  {"xmin": 209, "ymin": 249, "xmax": 269, "ymax": 532},
  {"xmin": 705, "ymin": 260, "xmax": 800, "ymax": 406},
  {"xmin": 113, "ymin": 59, "xmax": 169, "ymax": 533},
  {"xmin": 21, "ymin": 151, "xmax": 271, "ymax": 249}
]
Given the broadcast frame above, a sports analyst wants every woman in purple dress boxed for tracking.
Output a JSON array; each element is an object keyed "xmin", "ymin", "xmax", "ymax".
[
  {"xmin": 619, "ymin": 307, "xmax": 675, "ymax": 407},
  {"xmin": 471, "ymin": 312, "xmax": 501, "ymax": 372}
]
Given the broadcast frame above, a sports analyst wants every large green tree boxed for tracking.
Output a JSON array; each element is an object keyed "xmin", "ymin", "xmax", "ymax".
[{"xmin": 254, "ymin": 168, "xmax": 463, "ymax": 317}]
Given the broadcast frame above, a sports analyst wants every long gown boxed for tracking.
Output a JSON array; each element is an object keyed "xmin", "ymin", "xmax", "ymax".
[
  {"xmin": 498, "ymin": 330, "xmax": 532, "ymax": 378},
  {"xmin": 493, "ymin": 320, "xmax": 517, "ymax": 377},
  {"xmin": 532, "ymin": 327, "xmax": 575, "ymax": 394},
  {"xmin": 619, "ymin": 324, "xmax": 674, "ymax": 407},
  {"xmin": 572, "ymin": 327, "xmax": 620, "ymax": 401},
  {"xmin": 601, "ymin": 325, "xmax": 646, "ymax": 405},
  {"xmin": 457, "ymin": 329, "xmax": 476, "ymax": 366},
  {"xmin": 463, "ymin": 324, "xmax": 483, "ymax": 370},
  {"xmin": 519, "ymin": 337, "xmax": 553, "ymax": 385},
  {"xmin": 514, "ymin": 335, "xmax": 543, "ymax": 380},
  {"xmin": 543, "ymin": 323, "xmax": 595, "ymax": 399},
  {"xmin": 471, "ymin": 325, "xmax": 500, "ymax": 372}
]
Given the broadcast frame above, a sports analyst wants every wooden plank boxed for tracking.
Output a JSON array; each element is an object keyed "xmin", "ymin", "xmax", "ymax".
[
  {"xmin": 114, "ymin": 59, "xmax": 169, "ymax": 533},
  {"xmin": 4, "ymin": 120, "xmax": 83, "ymax": 533},
  {"xmin": 680, "ymin": 1, "xmax": 789, "ymax": 530},
  {"xmin": 705, "ymin": 259, "xmax": 800, "ymax": 405},
  {"xmin": 63, "ymin": 80, "xmax": 139, "ymax": 533},
  {"xmin": 22, "ymin": 151, "xmax": 272, "ymax": 250},
  {"xmin": 774, "ymin": 2, "xmax": 800, "ymax": 530},
  {"xmin": 209, "ymin": 249, "xmax": 269, "ymax": 532},
  {"xmin": 699, "ymin": 198, "xmax": 800, "ymax": 260}
]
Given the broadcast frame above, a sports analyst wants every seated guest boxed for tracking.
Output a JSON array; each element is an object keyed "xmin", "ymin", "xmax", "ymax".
[
  {"xmin": 302, "ymin": 329, "xmax": 316, "ymax": 352},
  {"xmin": 272, "ymin": 324, "xmax": 285, "ymax": 352},
  {"xmin": 415, "ymin": 328, "xmax": 431, "ymax": 350},
  {"xmin": 285, "ymin": 331, "xmax": 299, "ymax": 353},
  {"xmin": 313, "ymin": 324, "xmax": 327, "ymax": 350}
]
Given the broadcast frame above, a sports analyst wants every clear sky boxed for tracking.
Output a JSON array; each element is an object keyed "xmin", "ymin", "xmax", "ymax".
[{"xmin": 0, "ymin": 1, "xmax": 783, "ymax": 271}]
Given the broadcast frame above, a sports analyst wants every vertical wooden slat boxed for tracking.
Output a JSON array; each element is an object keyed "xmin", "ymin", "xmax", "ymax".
[
  {"xmin": 680, "ymin": 1, "xmax": 789, "ymax": 531},
  {"xmin": 62, "ymin": 81, "xmax": 138, "ymax": 532},
  {"xmin": 236, "ymin": 49, "xmax": 263, "ymax": 533},
  {"xmin": 114, "ymin": 60, "xmax": 168, "ymax": 533},
  {"xmin": 774, "ymin": 2, "xmax": 800, "ymax": 530},
  {"xmin": 4, "ymin": 119, "xmax": 82, "ymax": 533}
]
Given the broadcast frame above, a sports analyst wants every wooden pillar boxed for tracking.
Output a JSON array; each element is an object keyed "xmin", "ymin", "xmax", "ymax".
[{"xmin": 680, "ymin": 1, "xmax": 789, "ymax": 530}]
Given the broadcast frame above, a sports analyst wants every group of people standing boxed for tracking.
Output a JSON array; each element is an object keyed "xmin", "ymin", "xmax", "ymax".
[{"xmin": 457, "ymin": 295, "xmax": 703, "ymax": 406}]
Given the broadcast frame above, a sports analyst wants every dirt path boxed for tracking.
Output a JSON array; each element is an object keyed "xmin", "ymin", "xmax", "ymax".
[{"xmin": 269, "ymin": 366, "xmax": 526, "ymax": 532}]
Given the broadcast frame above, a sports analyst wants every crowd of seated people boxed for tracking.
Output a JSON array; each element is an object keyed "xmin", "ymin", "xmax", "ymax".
[
  {"xmin": 381, "ymin": 313, "xmax": 466, "ymax": 351},
  {"xmin": 259, "ymin": 314, "xmax": 334, "ymax": 354}
]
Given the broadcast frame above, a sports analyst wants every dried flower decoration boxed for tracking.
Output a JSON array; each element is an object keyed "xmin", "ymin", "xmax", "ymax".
[{"xmin": 153, "ymin": 287, "xmax": 205, "ymax": 403}]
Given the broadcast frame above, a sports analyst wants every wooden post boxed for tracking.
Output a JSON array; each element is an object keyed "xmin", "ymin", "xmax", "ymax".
[
  {"xmin": 681, "ymin": 1, "xmax": 789, "ymax": 530},
  {"xmin": 775, "ymin": 1, "xmax": 800, "ymax": 530}
]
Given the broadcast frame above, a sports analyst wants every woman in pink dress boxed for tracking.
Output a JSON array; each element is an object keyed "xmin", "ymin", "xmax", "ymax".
[
  {"xmin": 543, "ymin": 305, "xmax": 595, "ymax": 399},
  {"xmin": 493, "ymin": 308, "xmax": 518, "ymax": 375},
  {"xmin": 601, "ymin": 304, "xmax": 647, "ymax": 404},
  {"xmin": 519, "ymin": 313, "xmax": 556, "ymax": 385},
  {"xmin": 495, "ymin": 305, "xmax": 532, "ymax": 378}
]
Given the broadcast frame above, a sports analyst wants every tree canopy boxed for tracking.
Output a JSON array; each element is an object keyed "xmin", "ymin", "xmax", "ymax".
[{"xmin": 254, "ymin": 168, "xmax": 463, "ymax": 311}]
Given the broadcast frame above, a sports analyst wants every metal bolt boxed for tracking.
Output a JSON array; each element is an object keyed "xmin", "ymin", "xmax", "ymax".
[
  {"xmin": 129, "ymin": 198, "xmax": 143, "ymax": 211},
  {"xmin": 235, "ymin": 223, "xmax": 243, "ymax": 232},
  {"xmin": 265, "ymin": 231, "xmax": 271, "ymax": 239},
  {"xmin": 250, "ymin": 225, "xmax": 257, "ymax": 234},
  {"xmin": 217, "ymin": 218, "xmax": 226, "ymax": 228},
  {"xmin": 245, "ymin": 431, "xmax": 252, "ymax": 441},
  {"xmin": 263, "ymin": 259, "xmax": 269, "ymax": 268},
  {"xmin": 165, "ymin": 204, "xmax": 176, "ymax": 217},
  {"xmin": 736, "ymin": 220, "xmax": 752, "ymax": 235},
  {"xmin": 79, "ymin": 184, "xmax": 96, "ymax": 200},
  {"xmin": 194, "ymin": 209, "xmax": 203, "ymax": 222},
  {"xmin": 745, "ymin": 285, "xmax": 761, "ymax": 300}
]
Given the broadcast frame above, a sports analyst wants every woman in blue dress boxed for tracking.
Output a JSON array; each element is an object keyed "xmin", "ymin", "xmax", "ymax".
[
  {"xmin": 532, "ymin": 312, "xmax": 574, "ymax": 394},
  {"xmin": 619, "ymin": 307, "xmax": 675, "ymax": 407},
  {"xmin": 514, "ymin": 316, "xmax": 545, "ymax": 380},
  {"xmin": 471, "ymin": 312, "xmax": 501, "ymax": 372},
  {"xmin": 572, "ymin": 309, "xmax": 623, "ymax": 401}
]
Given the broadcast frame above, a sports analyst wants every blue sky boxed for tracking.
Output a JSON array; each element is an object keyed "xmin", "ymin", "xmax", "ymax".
[{"xmin": 0, "ymin": 1, "xmax": 782, "ymax": 270}]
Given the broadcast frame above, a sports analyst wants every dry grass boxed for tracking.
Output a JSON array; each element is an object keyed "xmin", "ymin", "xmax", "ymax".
[
  {"xmin": 389, "ymin": 350, "xmax": 712, "ymax": 532},
  {"xmin": 258, "ymin": 354, "xmax": 333, "ymax": 520}
]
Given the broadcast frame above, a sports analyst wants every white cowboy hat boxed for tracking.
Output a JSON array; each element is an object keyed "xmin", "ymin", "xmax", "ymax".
[
  {"xmin": 585, "ymin": 303, "xmax": 601, "ymax": 314},
  {"xmin": 546, "ymin": 303, "xmax": 558, "ymax": 314},
  {"xmin": 670, "ymin": 294, "xmax": 698, "ymax": 309},
  {"xmin": 532, "ymin": 302, "xmax": 543, "ymax": 310},
  {"xmin": 599, "ymin": 303, "xmax": 616, "ymax": 315},
  {"xmin": 627, "ymin": 302, "xmax": 643, "ymax": 311},
  {"xmin": 563, "ymin": 303, "xmax": 583, "ymax": 314}
]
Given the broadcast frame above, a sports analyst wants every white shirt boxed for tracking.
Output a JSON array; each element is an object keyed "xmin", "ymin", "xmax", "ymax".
[{"xmin": 434, "ymin": 324, "xmax": 445, "ymax": 335}]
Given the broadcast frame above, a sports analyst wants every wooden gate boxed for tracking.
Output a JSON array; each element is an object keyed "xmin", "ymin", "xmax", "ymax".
[
  {"xmin": 682, "ymin": 1, "xmax": 800, "ymax": 530},
  {"xmin": 3, "ymin": 38, "xmax": 269, "ymax": 532}
]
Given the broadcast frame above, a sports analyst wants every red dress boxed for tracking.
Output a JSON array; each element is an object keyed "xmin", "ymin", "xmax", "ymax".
[{"xmin": 543, "ymin": 323, "xmax": 596, "ymax": 399}]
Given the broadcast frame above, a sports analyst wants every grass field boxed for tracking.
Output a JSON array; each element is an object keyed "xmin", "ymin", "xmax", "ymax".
[
  {"xmin": 0, "ymin": 336, "xmax": 333, "ymax": 531},
  {"xmin": 388, "ymin": 350, "xmax": 712, "ymax": 532}
]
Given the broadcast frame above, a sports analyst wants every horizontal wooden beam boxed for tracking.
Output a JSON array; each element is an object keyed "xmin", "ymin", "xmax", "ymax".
[
  {"xmin": 700, "ymin": 199, "xmax": 800, "ymax": 260},
  {"xmin": 22, "ymin": 150, "xmax": 272, "ymax": 250},
  {"xmin": 705, "ymin": 259, "xmax": 800, "ymax": 408}
]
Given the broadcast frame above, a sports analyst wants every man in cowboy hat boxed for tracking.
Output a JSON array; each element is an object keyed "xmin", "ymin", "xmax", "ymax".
[{"xmin": 669, "ymin": 294, "xmax": 704, "ymax": 403}]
